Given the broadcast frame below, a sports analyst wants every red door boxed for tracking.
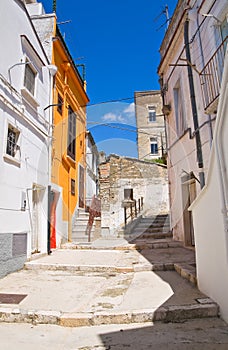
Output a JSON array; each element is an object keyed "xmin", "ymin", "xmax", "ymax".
[{"xmin": 50, "ymin": 191, "xmax": 57, "ymax": 249}]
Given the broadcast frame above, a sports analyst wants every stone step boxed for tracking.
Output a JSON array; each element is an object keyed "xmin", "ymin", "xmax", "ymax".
[
  {"xmin": 133, "ymin": 232, "xmax": 173, "ymax": 240},
  {"xmin": 137, "ymin": 223, "xmax": 170, "ymax": 229},
  {"xmin": 0, "ymin": 301, "xmax": 219, "ymax": 327},
  {"xmin": 71, "ymin": 236, "xmax": 94, "ymax": 244},
  {"xmin": 24, "ymin": 262, "xmax": 134, "ymax": 274},
  {"xmin": 140, "ymin": 218, "xmax": 170, "ymax": 222},
  {"xmin": 141, "ymin": 228, "xmax": 171, "ymax": 234},
  {"xmin": 134, "ymin": 240, "xmax": 182, "ymax": 250}
]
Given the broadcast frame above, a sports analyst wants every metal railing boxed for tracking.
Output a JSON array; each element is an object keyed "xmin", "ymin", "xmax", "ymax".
[
  {"xmin": 124, "ymin": 197, "xmax": 144, "ymax": 226},
  {"xmin": 200, "ymin": 36, "xmax": 227, "ymax": 112}
]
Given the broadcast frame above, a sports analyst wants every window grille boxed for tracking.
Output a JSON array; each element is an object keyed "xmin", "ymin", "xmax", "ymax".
[{"xmin": 6, "ymin": 128, "xmax": 17, "ymax": 157}]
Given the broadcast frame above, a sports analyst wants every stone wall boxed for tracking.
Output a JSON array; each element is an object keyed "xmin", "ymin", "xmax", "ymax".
[
  {"xmin": 134, "ymin": 90, "xmax": 166, "ymax": 161},
  {"xmin": 0, "ymin": 233, "xmax": 27, "ymax": 278},
  {"xmin": 99, "ymin": 155, "xmax": 168, "ymax": 236}
]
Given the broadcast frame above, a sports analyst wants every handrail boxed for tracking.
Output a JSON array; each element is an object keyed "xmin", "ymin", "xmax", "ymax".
[{"xmin": 124, "ymin": 197, "xmax": 144, "ymax": 226}]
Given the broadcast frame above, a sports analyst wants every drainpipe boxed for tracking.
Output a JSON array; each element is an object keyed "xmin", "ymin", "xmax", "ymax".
[
  {"xmin": 184, "ymin": 17, "xmax": 205, "ymax": 188},
  {"xmin": 196, "ymin": 10, "xmax": 213, "ymax": 146}
]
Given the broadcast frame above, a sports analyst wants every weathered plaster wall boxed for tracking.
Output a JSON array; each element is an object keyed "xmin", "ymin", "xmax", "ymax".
[{"xmin": 99, "ymin": 155, "xmax": 168, "ymax": 236}]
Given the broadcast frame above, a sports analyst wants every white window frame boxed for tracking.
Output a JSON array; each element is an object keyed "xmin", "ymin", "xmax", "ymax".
[
  {"xmin": 21, "ymin": 58, "xmax": 39, "ymax": 107},
  {"xmin": 24, "ymin": 60, "xmax": 36, "ymax": 95},
  {"xmin": 3, "ymin": 122, "xmax": 21, "ymax": 166},
  {"xmin": 150, "ymin": 137, "xmax": 158, "ymax": 155},
  {"xmin": 148, "ymin": 105, "xmax": 156, "ymax": 122},
  {"xmin": 173, "ymin": 79, "xmax": 186, "ymax": 137}
]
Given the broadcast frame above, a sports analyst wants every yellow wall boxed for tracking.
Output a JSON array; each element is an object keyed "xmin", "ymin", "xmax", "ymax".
[{"xmin": 51, "ymin": 38, "xmax": 89, "ymax": 232}]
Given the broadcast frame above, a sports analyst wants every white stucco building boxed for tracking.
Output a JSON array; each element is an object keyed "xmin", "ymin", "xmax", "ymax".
[
  {"xmin": 85, "ymin": 131, "xmax": 99, "ymax": 209},
  {"xmin": 0, "ymin": 0, "xmax": 54, "ymax": 277},
  {"xmin": 158, "ymin": 0, "xmax": 228, "ymax": 321}
]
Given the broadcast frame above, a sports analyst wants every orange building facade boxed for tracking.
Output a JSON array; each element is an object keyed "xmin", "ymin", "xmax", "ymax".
[
  {"xmin": 50, "ymin": 27, "xmax": 89, "ymax": 246},
  {"xmin": 31, "ymin": 9, "xmax": 89, "ymax": 247}
]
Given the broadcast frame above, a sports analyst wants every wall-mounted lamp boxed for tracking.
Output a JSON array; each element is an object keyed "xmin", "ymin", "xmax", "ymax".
[
  {"xmin": 8, "ymin": 61, "xmax": 32, "ymax": 84},
  {"xmin": 202, "ymin": 13, "xmax": 221, "ymax": 24}
]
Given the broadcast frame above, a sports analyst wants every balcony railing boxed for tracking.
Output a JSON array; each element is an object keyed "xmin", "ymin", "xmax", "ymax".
[{"xmin": 199, "ymin": 36, "xmax": 227, "ymax": 113}]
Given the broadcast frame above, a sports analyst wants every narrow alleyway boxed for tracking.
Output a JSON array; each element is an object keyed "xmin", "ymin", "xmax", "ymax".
[{"xmin": 0, "ymin": 214, "xmax": 228, "ymax": 349}]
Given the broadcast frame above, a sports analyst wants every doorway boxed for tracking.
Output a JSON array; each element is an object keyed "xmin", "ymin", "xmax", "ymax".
[
  {"xmin": 50, "ymin": 190, "xmax": 59, "ymax": 249},
  {"xmin": 181, "ymin": 173, "xmax": 196, "ymax": 246},
  {"xmin": 79, "ymin": 165, "xmax": 85, "ymax": 208},
  {"xmin": 32, "ymin": 185, "xmax": 42, "ymax": 253}
]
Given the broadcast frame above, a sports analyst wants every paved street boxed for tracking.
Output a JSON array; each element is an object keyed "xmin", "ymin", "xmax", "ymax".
[
  {"xmin": 0, "ymin": 234, "xmax": 228, "ymax": 349},
  {"xmin": 1, "ymin": 318, "xmax": 228, "ymax": 349},
  {"xmin": 0, "ymin": 244, "xmax": 217, "ymax": 326}
]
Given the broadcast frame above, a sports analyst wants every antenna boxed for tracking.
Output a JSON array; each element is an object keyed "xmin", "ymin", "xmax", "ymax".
[
  {"xmin": 53, "ymin": 0, "xmax": 56, "ymax": 12},
  {"xmin": 154, "ymin": 4, "xmax": 171, "ymax": 31}
]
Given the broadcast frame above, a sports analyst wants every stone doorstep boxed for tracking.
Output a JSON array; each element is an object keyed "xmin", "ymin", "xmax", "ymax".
[{"xmin": 0, "ymin": 303, "xmax": 219, "ymax": 327}]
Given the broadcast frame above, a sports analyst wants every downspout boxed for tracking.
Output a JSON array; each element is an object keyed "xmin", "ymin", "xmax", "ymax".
[
  {"xmin": 184, "ymin": 17, "xmax": 205, "ymax": 188},
  {"xmin": 159, "ymin": 75, "xmax": 172, "ymax": 230},
  {"xmin": 196, "ymin": 10, "xmax": 213, "ymax": 146}
]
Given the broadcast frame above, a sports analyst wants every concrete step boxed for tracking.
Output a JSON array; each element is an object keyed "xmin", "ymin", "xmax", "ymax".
[
  {"xmin": 139, "ymin": 219, "xmax": 170, "ymax": 223},
  {"xmin": 0, "ymin": 301, "xmax": 219, "ymax": 327},
  {"xmin": 134, "ymin": 239, "xmax": 182, "ymax": 250},
  {"xmin": 133, "ymin": 232, "xmax": 173, "ymax": 240},
  {"xmin": 71, "ymin": 236, "xmax": 94, "ymax": 244}
]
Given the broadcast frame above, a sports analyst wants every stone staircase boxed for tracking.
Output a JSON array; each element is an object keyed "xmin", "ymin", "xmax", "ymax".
[
  {"xmin": 71, "ymin": 208, "xmax": 96, "ymax": 243},
  {"xmin": 129, "ymin": 214, "xmax": 173, "ymax": 245},
  {"xmin": 129, "ymin": 213, "xmax": 197, "ymax": 285}
]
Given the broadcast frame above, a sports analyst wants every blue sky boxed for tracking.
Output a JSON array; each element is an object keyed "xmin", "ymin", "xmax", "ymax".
[{"xmin": 41, "ymin": 0, "xmax": 177, "ymax": 157}]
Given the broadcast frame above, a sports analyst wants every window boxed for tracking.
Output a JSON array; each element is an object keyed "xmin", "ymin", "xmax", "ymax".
[
  {"xmin": 6, "ymin": 125, "xmax": 20, "ymax": 157},
  {"xmin": 4, "ymin": 124, "xmax": 21, "ymax": 165},
  {"xmin": 124, "ymin": 188, "xmax": 133, "ymax": 200},
  {"xmin": 57, "ymin": 94, "xmax": 63, "ymax": 115},
  {"xmin": 71, "ymin": 179, "xmax": 75, "ymax": 195},
  {"xmin": 148, "ymin": 106, "xmax": 156, "ymax": 122},
  {"xmin": 24, "ymin": 62, "xmax": 36, "ymax": 95},
  {"xmin": 173, "ymin": 83, "xmax": 186, "ymax": 136},
  {"xmin": 150, "ymin": 137, "xmax": 158, "ymax": 155},
  {"xmin": 67, "ymin": 106, "xmax": 76, "ymax": 160}
]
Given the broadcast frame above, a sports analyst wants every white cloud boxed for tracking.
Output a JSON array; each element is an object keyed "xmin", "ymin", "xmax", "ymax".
[
  {"xmin": 123, "ymin": 102, "xmax": 135, "ymax": 116},
  {"xmin": 102, "ymin": 113, "xmax": 124, "ymax": 122}
]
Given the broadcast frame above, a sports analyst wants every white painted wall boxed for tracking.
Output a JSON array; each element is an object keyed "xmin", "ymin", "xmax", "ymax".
[
  {"xmin": 0, "ymin": 0, "xmax": 51, "ymax": 257},
  {"xmin": 86, "ymin": 133, "xmax": 98, "ymax": 207},
  {"xmin": 190, "ymin": 48, "xmax": 228, "ymax": 322},
  {"xmin": 159, "ymin": 0, "xmax": 227, "ymax": 243}
]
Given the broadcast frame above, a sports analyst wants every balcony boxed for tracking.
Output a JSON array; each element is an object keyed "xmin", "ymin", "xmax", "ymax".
[{"xmin": 200, "ymin": 36, "xmax": 227, "ymax": 114}]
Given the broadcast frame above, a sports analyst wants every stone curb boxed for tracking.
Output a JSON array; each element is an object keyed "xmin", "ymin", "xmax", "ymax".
[{"xmin": 0, "ymin": 303, "xmax": 219, "ymax": 327}]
